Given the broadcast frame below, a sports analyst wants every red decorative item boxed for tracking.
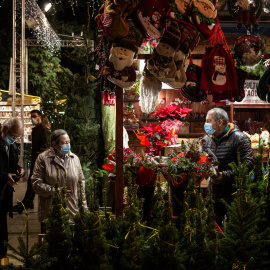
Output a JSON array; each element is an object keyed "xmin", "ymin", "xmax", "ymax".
[
  {"xmin": 188, "ymin": 0, "xmax": 218, "ymax": 41},
  {"xmin": 132, "ymin": 0, "xmax": 170, "ymax": 39},
  {"xmin": 151, "ymin": 104, "xmax": 192, "ymax": 119},
  {"xmin": 135, "ymin": 123, "xmax": 177, "ymax": 155},
  {"xmin": 102, "ymin": 90, "xmax": 116, "ymax": 106},
  {"xmin": 200, "ymin": 24, "xmax": 238, "ymax": 102},
  {"xmin": 164, "ymin": 153, "xmax": 209, "ymax": 188},
  {"xmin": 136, "ymin": 166, "xmax": 157, "ymax": 187}
]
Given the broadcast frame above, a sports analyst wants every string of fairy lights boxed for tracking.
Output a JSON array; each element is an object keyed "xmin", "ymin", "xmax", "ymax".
[{"xmin": 25, "ymin": 0, "xmax": 61, "ymax": 54}]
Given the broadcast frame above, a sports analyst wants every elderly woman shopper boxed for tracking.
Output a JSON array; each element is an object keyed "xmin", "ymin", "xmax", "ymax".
[{"xmin": 32, "ymin": 129, "xmax": 87, "ymax": 233}]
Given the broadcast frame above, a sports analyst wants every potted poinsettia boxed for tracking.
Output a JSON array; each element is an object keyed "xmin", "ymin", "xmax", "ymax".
[
  {"xmin": 163, "ymin": 141, "xmax": 210, "ymax": 188},
  {"xmin": 135, "ymin": 123, "xmax": 178, "ymax": 156},
  {"xmin": 102, "ymin": 148, "xmax": 159, "ymax": 187},
  {"xmin": 151, "ymin": 104, "xmax": 192, "ymax": 120}
]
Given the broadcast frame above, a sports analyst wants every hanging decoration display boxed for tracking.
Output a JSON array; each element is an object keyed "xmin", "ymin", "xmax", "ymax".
[
  {"xmin": 200, "ymin": 24, "xmax": 239, "ymax": 102},
  {"xmin": 227, "ymin": 0, "xmax": 263, "ymax": 31},
  {"xmin": 25, "ymin": 0, "xmax": 61, "ymax": 54},
  {"xmin": 147, "ymin": 21, "xmax": 182, "ymax": 83},
  {"xmin": 233, "ymin": 35, "xmax": 265, "ymax": 67},
  {"xmin": 132, "ymin": 0, "xmax": 171, "ymax": 39},
  {"xmin": 188, "ymin": 0, "xmax": 218, "ymax": 41},
  {"xmin": 180, "ymin": 62, "xmax": 207, "ymax": 102},
  {"xmin": 139, "ymin": 68, "xmax": 162, "ymax": 114},
  {"xmin": 102, "ymin": 27, "xmax": 141, "ymax": 89}
]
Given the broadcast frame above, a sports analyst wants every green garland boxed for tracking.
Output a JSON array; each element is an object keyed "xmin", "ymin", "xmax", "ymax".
[{"xmin": 236, "ymin": 59, "xmax": 267, "ymax": 77}]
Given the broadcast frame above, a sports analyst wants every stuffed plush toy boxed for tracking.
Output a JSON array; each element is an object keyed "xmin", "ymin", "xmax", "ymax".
[
  {"xmin": 227, "ymin": 0, "xmax": 262, "ymax": 31},
  {"xmin": 147, "ymin": 21, "xmax": 181, "ymax": 83},
  {"xmin": 260, "ymin": 129, "xmax": 269, "ymax": 147},
  {"xmin": 102, "ymin": 28, "xmax": 138, "ymax": 89},
  {"xmin": 234, "ymin": 35, "xmax": 265, "ymax": 67},
  {"xmin": 95, "ymin": 0, "xmax": 136, "ymax": 39},
  {"xmin": 169, "ymin": 0, "xmax": 191, "ymax": 20},
  {"xmin": 243, "ymin": 131, "xmax": 250, "ymax": 138},
  {"xmin": 166, "ymin": 49, "xmax": 187, "ymax": 89},
  {"xmin": 250, "ymin": 133, "xmax": 260, "ymax": 149},
  {"xmin": 188, "ymin": 0, "xmax": 218, "ymax": 41}
]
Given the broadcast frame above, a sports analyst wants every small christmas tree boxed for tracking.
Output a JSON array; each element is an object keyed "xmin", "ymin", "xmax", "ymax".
[
  {"xmin": 179, "ymin": 178, "xmax": 218, "ymax": 270},
  {"xmin": 216, "ymin": 154, "xmax": 270, "ymax": 270},
  {"xmin": 3, "ymin": 208, "xmax": 55, "ymax": 270},
  {"xmin": 44, "ymin": 181, "xmax": 72, "ymax": 269},
  {"xmin": 72, "ymin": 180, "xmax": 111, "ymax": 270},
  {"xmin": 251, "ymin": 140, "xmax": 267, "ymax": 202},
  {"xmin": 142, "ymin": 178, "xmax": 186, "ymax": 270}
]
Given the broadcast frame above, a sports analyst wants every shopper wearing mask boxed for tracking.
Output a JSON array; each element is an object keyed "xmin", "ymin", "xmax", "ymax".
[
  {"xmin": 201, "ymin": 108, "xmax": 253, "ymax": 229},
  {"xmin": 13, "ymin": 110, "xmax": 49, "ymax": 214},
  {"xmin": 31, "ymin": 129, "xmax": 88, "ymax": 233},
  {"xmin": 0, "ymin": 118, "xmax": 24, "ymax": 258}
]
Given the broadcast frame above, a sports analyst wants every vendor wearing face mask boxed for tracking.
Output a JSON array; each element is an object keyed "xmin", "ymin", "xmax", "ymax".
[
  {"xmin": 0, "ymin": 117, "xmax": 24, "ymax": 258},
  {"xmin": 13, "ymin": 110, "xmax": 49, "ymax": 214},
  {"xmin": 201, "ymin": 108, "xmax": 253, "ymax": 229},
  {"xmin": 31, "ymin": 129, "xmax": 88, "ymax": 233}
]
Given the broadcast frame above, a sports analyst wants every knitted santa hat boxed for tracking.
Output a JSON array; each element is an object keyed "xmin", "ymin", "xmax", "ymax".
[
  {"xmin": 113, "ymin": 28, "xmax": 139, "ymax": 53},
  {"xmin": 160, "ymin": 21, "xmax": 181, "ymax": 50}
]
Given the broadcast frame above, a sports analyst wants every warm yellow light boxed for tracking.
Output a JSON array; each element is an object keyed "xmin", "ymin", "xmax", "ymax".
[{"xmin": 44, "ymin": 3, "xmax": 52, "ymax": 12}]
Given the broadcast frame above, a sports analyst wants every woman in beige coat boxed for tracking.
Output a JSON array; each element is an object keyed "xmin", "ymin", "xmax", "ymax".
[{"xmin": 31, "ymin": 129, "xmax": 88, "ymax": 233}]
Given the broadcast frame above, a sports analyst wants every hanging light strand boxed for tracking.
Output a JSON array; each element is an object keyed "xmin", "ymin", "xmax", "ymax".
[{"xmin": 25, "ymin": 0, "xmax": 61, "ymax": 54}]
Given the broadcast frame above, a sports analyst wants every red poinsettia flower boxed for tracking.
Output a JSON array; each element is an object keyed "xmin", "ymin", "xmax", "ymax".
[
  {"xmin": 151, "ymin": 104, "xmax": 192, "ymax": 120},
  {"xmin": 102, "ymin": 163, "xmax": 114, "ymax": 173}
]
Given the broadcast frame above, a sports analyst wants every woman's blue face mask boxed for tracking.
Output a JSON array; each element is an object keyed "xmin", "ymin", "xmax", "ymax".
[
  {"xmin": 204, "ymin": 123, "xmax": 216, "ymax": 135},
  {"xmin": 59, "ymin": 144, "xmax": 71, "ymax": 156}
]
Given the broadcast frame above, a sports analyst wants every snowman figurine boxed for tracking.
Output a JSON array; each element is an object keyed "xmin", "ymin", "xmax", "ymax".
[{"xmin": 212, "ymin": 56, "xmax": 226, "ymax": 86}]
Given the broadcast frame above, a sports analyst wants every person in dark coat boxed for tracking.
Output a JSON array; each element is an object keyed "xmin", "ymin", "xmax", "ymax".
[
  {"xmin": 13, "ymin": 110, "xmax": 49, "ymax": 213},
  {"xmin": 202, "ymin": 108, "xmax": 254, "ymax": 229},
  {"xmin": 0, "ymin": 118, "xmax": 24, "ymax": 258}
]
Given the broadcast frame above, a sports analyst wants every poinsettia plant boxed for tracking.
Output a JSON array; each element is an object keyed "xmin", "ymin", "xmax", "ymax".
[
  {"xmin": 151, "ymin": 104, "xmax": 192, "ymax": 120},
  {"xmin": 163, "ymin": 141, "xmax": 210, "ymax": 188},
  {"xmin": 135, "ymin": 123, "xmax": 177, "ymax": 155},
  {"xmin": 102, "ymin": 148, "xmax": 159, "ymax": 186}
]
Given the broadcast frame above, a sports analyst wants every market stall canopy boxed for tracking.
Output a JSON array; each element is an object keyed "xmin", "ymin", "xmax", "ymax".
[{"xmin": 0, "ymin": 89, "xmax": 41, "ymax": 105}]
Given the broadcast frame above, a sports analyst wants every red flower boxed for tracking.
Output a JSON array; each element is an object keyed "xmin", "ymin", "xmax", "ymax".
[{"xmin": 151, "ymin": 104, "xmax": 192, "ymax": 120}]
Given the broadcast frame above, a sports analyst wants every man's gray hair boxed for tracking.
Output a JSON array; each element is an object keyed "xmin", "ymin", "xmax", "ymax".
[
  {"xmin": 2, "ymin": 117, "xmax": 23, "ymax": 129},
  {"xmin": 207, "ymin": 108, "xmax": 229, "ymax": 125},
  {"xmin": 51, "ymin": 129, "xmax": 67, "ymax": 145}
]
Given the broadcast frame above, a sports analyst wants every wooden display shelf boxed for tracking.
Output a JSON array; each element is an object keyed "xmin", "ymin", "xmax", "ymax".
[{"xmin": 124, "ymin": 99, "xmax": 139, "ymax": 102}]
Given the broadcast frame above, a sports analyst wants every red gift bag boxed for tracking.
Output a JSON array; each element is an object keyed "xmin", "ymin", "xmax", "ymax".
[
  {"xmin": 200, "ymin": 24, "xmax": 238, "ymax": 96},
  {"xmin": 136, "ymin": 166, "xmax": 157, "ymax": 187}
]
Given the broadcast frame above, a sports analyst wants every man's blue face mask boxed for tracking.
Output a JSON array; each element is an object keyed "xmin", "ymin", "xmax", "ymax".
[
  {"xmin": 4, "ymin": 135, "xmax": 16, "ymax": 145},
  {"xmin": 59, "ymin": 144, "xmax": 71, "ymax": 156},
  {"xmin": 204, "ymin": 123, "xmax": 216, "ymax": 135}
]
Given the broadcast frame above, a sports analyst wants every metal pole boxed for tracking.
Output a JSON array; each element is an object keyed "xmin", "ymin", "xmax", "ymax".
[
  {"xmin": 20, "ymin": 0, "xmax": 25, "ymax": 167},
  {"xmin": 25, "ymin": 45, "xmax": 28, "ymax": 95},
  {"xmin": 12, "ymin": 0, "xmax": 16, "ymax": 116}
]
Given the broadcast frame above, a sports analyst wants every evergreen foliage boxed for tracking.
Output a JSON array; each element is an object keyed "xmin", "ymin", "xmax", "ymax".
[
  {"xmin": 216, "ymin": 154, "xmax": 270, "ymax": 270},
  {"xmin": 3, "ymin": 210, "xmax": 56, "ymax": 270},
  {"xmin": 44, "ymin": 181, "xmax": 72, "ymax": 269},
  {"xmin": 179, "ymin": 178, "xmax": 218, "ymax": 270},
  {"xmin": 142, "ymin": 179, "xmax": 186, "ymax": 270},
  {"xmin": 72, "ymin": 181, "xmax": 110, "ymax": 270},
  {"xmin": 251, "ymin": 140, "xmax": 267, "ymax": 202}
]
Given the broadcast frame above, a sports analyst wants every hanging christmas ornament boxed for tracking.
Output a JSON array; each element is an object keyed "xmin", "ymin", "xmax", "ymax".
[
  {"xmin": 263, "ymin": 0, "xmax": 270, "ymax": 13},
  {"xmin": 234, "ymin": 35, "xmax": 265, "ymax": 67},
  {"xmin": 227, "ymin": 0, "xmax": 263, "ymax": 31}
]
